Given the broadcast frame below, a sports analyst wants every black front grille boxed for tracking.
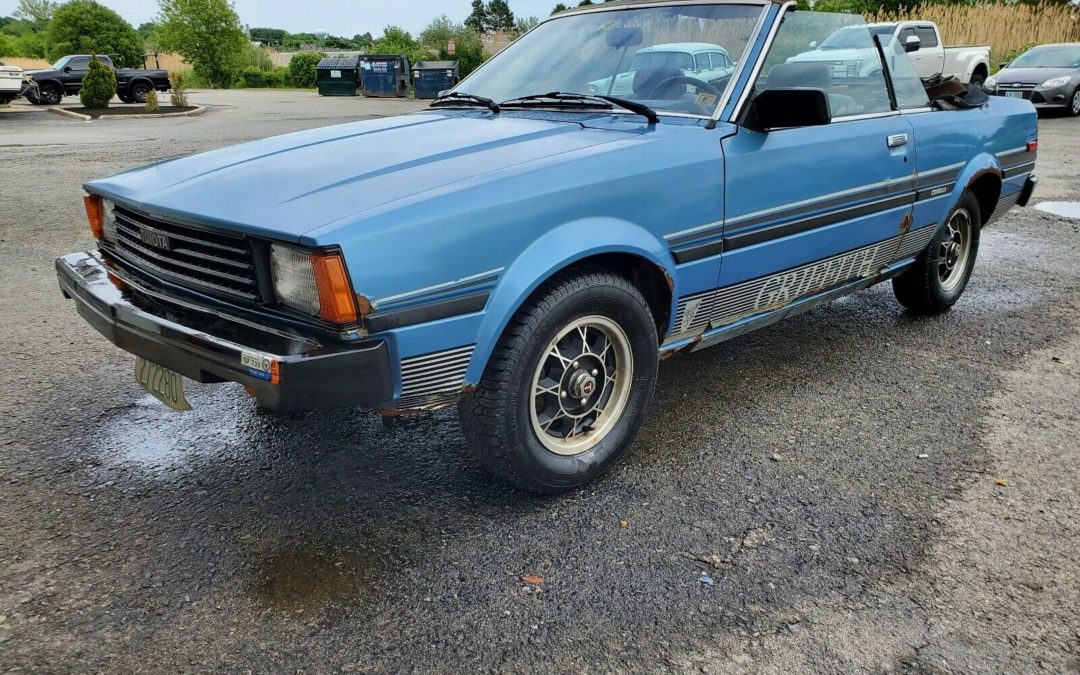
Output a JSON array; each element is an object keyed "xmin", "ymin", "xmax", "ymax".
[{"xmin": 112, "ymin": 206, "xmax": 261, "ymax": 303}]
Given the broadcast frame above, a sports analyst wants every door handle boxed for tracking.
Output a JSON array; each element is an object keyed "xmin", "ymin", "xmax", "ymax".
[{"xmin": 887, "ymin": 133, "xmax": 908, "ymax": 148}]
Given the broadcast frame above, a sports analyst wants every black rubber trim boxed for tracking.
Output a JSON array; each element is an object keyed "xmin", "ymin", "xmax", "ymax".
[
  {"xmin": 721, "ymin": 192, "xmax": 914, "ymax": 253},
  {"xmin": 1003, "ymin": 161, "xmax": 1036, "ymax": 179},
  {"xmin": 667, "ymin": 179, "xmax": 916, "ymax": 248},
  {"xmin": 673, "ymin": 239, "xmax": 726, "ymax": 264},
  {"xmin": 915, "ymin": 167, "xmax": 962, "ymax": 190},
  {"xmin": 366, "ymin": 291, "xmax": 489, "ymax": 332},
  {"xmin": 1001, "ymin": 152, "xmax": 1037, "ymax": 169}
]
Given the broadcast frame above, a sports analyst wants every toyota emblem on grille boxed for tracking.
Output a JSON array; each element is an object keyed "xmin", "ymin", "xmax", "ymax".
[{"xmin": 140, "ymin": 228, "xmax": 172, "ymax": 250}]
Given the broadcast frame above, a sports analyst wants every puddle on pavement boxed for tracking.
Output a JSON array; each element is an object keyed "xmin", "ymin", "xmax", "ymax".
[
  {"xmin": 249, "ymin": 546, "xmax": 363, "ymax": 611},
  {"xmin": 1033, "ymin": 201, "xmax": 1080, "ymax": 219},
  {"xmin": 92, "ymin": 385, "xmax": 251, "ymax": 473}
]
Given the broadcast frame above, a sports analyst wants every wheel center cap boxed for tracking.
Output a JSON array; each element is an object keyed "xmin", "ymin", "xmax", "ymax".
[{"xmin": 568, "ymin": 370, "xmax": 596, "ymax": 399}]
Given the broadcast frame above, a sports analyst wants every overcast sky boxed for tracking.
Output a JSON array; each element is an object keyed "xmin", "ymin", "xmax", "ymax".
[{"xmin": 0, "ymin": 0, "xmax": 559, "ymax": 35}]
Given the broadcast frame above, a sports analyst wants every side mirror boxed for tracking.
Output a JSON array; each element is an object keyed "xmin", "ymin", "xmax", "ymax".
[
  {"xmin": 63, "ymin": 66, "xmax": 72, "ymax": 72},
  {"xmin": 809, "ymin": 41, "xmax": 818, "ymax": 49},
  {"xmin": 903, "ymin": 35, "xmax": 921, "ymax": 53},
  {"xmin": 747, "ymin": 88, "xmax": 831, "ymax": 131}
]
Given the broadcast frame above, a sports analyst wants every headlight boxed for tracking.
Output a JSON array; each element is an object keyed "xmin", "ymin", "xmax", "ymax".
[
  {"xmin": 984, "ymin": 76, "xmax": 997, "ymax": 90},
  {"xmin": 1041, "ymin": 76, "xmax": 1071, "ymax": 88},
  {"xmin": 83, "ymin": 194, "xmax": 117, "ymax": 243},
  {"xmin": 269, "ymin": 244, "xmax": 358, "ymax": 324}
]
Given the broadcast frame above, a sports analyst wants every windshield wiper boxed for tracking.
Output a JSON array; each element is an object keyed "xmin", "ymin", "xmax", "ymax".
[
  {"xmin": 430, "ymin": 92, "xmax": 500, "ymax": 114},
  {"xmin": 500, "ymin": 92, "xmax": 659, "ymax": 124}
]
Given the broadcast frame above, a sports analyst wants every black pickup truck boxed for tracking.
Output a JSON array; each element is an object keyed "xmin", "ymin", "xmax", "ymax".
[{"xmin": 26, "ymin": 55, "xmax": 171, "ymax": 105}]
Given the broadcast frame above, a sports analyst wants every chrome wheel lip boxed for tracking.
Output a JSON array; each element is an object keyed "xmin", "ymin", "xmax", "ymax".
[
  {"xmin": 529, "ymin": 315, "xmax": 634, "ymax": 457},
  {"xmin": 938, "ymin": 207, "xmax": 972, "ymax": 293},
  {"xmin": 1072, "ymin": 90, "xmax": 1080, "ymax": 115}
]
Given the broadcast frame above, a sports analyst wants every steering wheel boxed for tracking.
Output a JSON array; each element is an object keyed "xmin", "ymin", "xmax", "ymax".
[{"xmin": 647, "ymin": 75, "xmax": 722, "ymax": 99}]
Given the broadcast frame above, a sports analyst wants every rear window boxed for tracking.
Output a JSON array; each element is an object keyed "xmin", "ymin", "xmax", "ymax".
[{"xmin": 915, "ymin": 27, "xmax": 938, "ymax": 48}]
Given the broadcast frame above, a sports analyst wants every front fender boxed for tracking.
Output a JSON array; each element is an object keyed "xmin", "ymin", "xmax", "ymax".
[{"xmin": 464, "ymin": 217, "xmax": 675, "ymax": 384}]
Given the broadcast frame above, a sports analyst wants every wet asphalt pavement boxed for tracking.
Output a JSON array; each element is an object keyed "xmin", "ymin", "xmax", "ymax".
[{"xmin": 1, "ymin": 91, "xmax": 1078, "ymax": 673}]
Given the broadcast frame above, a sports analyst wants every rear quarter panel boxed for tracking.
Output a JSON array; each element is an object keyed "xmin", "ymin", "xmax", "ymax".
[{"xmin": 906, "ymin": 97, "xmax": 1037, "ymax": 234}]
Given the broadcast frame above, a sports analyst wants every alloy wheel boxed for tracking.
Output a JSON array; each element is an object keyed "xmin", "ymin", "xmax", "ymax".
[
  {"xmin": 529, "ymin": 315, "xmax": 633, "ymax": 456},
  {"xmin": 938, "ymin": 208, "xmax": 973, "ymax": 292}
]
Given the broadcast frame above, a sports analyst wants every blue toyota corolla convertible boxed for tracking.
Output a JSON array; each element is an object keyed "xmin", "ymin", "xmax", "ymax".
[{"xmin": 57, "ymin": 1, "xmax": 1037, "ymax": 493}]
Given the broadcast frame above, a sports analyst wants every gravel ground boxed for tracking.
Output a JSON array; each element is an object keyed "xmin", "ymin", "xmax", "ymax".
[{"xmin": 1, "ymin": 90, "xmax": 1078, "ymax": 673}]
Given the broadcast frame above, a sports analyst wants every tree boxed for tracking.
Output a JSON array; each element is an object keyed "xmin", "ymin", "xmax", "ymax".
[
  {"xmin": 354, "ymin": 32, "xmax": 374, "ymax": 49},
  {"xmin": 420, "ymin": 16, "xmax": 487, "ymax": 76},
  {"xmin": 14, "ymin": 0, "xmax": 59, "ymax": 25},
  {"xmin": 465, "ymin": 0, "xmax": 488, "ymax": 33},
  {"xmin": 487, "ymin": 0, "xmax": 516, "ymax": 31},
  {"xmin": 136, "ymin": 21, "xmax": 158, "ymax": 39},
  {"xmin": 372, "ymin": 26, "xmax": 429, "ymax": 65},
  {"xmin": 286, "ymin": 50, "xmax": 323, "ymax": 88},
  {"xmin": 79, "ymin": 55, "xmax": 116, "ymax": 108},
  {"xmin": 156, "ymin": 0, "xmax": 248, "ymax": 89},
  {"xmin": 577, "ymin": 0, "xmax": 594, "ymax": 6},
  {"xmin": 0, "ymin": 33, "xmax": 17, "ymax": 57},
  {"xmin": 249, "ymin": 27, "xmax": 286, "ymax": 44},
  {"xmin": 514, "ymin": 16, "xmax": 539, "ymax": 36},
  {"xmin": 45, "ymin": 1, "xmax": 143, "ymax": 67},
  {"xmin": 551, "ymin": 4, "xmax": 569, "ymax": 15}
]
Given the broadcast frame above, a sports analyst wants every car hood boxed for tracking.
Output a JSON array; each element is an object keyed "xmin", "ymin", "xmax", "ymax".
[
  {"xmin": 24, "ymin": 69, "xmax": 58, "ymax": 78},
  {"xmin": 995, "ymin": 67, "xmax": 1076, "ymax": 84},
  {"xmin": 86, "ymin": 111, "xmax": 631, "ymax": 242},
  {"xmin": 788, "ymin": 48, "xmax": 872, "ymax": 63}
]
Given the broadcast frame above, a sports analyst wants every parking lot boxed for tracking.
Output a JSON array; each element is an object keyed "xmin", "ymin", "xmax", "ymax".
[{"xmin": 1, "ymin": 89, "xmax": 1078, "ymax": 672}]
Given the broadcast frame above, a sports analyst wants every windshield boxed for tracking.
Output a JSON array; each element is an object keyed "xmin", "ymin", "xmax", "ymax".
[
  {"xmin": 454, "ymin": 4, "xmax": 764, "ymax": 117},
  {"xmin": 50, "ymin": 56, "xmax": 72, "ymax": 70},
  {"xmin": 820, "ymin": 25, "xmax": 894, "ymax": 49},
  {"xmin": 1010, "ymin": 46, "xmax": 1080, "ymax": 69}
]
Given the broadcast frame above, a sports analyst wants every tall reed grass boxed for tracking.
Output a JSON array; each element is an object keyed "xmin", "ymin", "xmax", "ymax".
[{"xmin": 866, "ymin": 3, "xmax": 1080, "ymax": 69}]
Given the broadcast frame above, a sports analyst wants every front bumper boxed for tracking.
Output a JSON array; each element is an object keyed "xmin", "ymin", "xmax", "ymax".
[
  {"xmin": 990, "ymin": 85, "xmax": 1073, "ymax": 108},
  {"xmin": 56, "ymin": 251, "xmax": 394, "ymax": 412}
]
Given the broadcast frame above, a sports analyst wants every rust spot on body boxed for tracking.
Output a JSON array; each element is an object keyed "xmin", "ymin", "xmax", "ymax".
[{"xmin": 900, "ymin": 212, "xmax": 913, "ymax": 235}]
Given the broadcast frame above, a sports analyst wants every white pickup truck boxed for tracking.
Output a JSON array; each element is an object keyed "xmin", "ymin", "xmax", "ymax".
[
  {"xmin": 789, "ymin": 21, "xmax": 991, "ymax": 86},
  {"xmin": 1, "ymin": 61, "xmax": 26, "ymax": 105}
]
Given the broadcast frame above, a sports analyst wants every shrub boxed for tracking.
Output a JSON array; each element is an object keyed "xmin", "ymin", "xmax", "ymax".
[
  {"xmin": 170, "ymin": 70, "xmax": 188, "ymax": 107},
  {"xmin": 79, "ymin": 55, "xmax": 116, "ymax": 108},
  {"xmin": 144, "ymin": 89, "xmax": 160, "ymax": 112},
  {"xmin": 236, "ymin": 66, "xmax": 289, "ymax": 88},
  {"xmin": 287, "ymin": 51, "xmax": 324, "ymax": 88},
  {"xmin": 172, "ymin": 67, "xmax": 211, "ymax": 88},
  {"xmin": 246, "ymin": 44, "xmax": 274, "ymax": 71}
]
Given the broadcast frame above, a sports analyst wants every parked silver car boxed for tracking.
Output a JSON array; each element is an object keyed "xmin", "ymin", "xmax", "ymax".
[{"xmin": 985, "ymin": 43, "xmax": 1080, "ymax": 116}]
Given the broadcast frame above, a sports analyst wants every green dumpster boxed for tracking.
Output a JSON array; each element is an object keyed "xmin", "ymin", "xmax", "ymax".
[{"xmin": 317, "ymin": 57, "xmax": 360, "ymax": 96}]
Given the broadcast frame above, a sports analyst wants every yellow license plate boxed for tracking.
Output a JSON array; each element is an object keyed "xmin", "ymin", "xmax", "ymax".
[{"xmin": 135, "ymin": 357, "xmax": 192, "ymax": 411}]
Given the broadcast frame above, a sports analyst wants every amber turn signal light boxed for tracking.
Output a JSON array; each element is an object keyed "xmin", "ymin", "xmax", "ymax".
[
  {"xmin": 83, "ymin": 194, "xmax": 105, "ymax": 240},
  {"xmin": 311, "ymin": 253, "xmax": 359, "ymax": 324}
]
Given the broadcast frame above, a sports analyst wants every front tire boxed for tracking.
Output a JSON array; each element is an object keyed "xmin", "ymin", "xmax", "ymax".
[
  {"xmin": 36, "ymin": 82, "xmax": 62, "ymax": 105},
  {"xmin": 1069, "ymin": 87, "xmax": 1080, "ymax": 117},
  {"xmin": 458, "ymin": 269, "xmax": 659, "ymax": 494},
  {"xmin": 893, "ymin": 190, "xmax": 981, "ymax": 314}
]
